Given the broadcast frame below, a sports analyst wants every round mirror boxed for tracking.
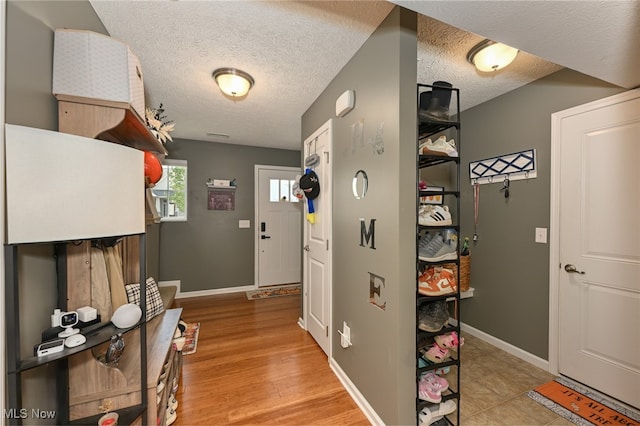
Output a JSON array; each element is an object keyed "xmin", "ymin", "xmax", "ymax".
[{"xmin": 352, "ymin": 170, "xmax": 368, "ymax": 200}]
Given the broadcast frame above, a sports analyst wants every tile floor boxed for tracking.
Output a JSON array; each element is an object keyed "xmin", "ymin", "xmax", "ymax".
[{"xmin": 453, "ymin": 332, "xmax": 574, "ymax": 425}]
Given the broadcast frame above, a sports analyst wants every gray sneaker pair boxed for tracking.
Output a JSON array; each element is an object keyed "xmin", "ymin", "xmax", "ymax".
[{"xmin": 418, "ymin": 232, "xmax": 458, "ymax": 262}]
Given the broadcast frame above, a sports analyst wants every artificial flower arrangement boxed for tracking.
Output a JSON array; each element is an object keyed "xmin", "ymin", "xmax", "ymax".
[{"xmin": 145, "ymin": 103, "xmax": 175, "ymax": 144}]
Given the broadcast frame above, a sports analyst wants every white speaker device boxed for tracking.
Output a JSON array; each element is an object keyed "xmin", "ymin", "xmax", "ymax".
[
  {"xmin": 336, "ymin": 90, "xmax": 355, "ymax": 117},
  {"xmin": 111, "ymin": 303, "xmax": 142, "ymax": 329}
]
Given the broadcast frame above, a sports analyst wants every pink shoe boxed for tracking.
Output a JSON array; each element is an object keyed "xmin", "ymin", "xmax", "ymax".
[
  {"xmin": 434, "ymin": 332, "xmax": 464, "ymax": 351},
  {"xmin": 423, "ymin": 343, "xmax": 450, "ymax": 363},
  {"xmin": 418, "ymin": 379, "xmax": 442, "ymax": 403},
  {"xmin": 420, "ymin": 372, "xmax": 448, "ymax": 391}
]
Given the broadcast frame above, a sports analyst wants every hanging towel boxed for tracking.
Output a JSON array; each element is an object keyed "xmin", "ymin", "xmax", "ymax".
[
  {"xmin": 105, "ymin": 245, "xmax": 128, "ymax": 311},
  {"xmin": 90, "ymin": 247, "xmax": 112, "ymax": 321}
]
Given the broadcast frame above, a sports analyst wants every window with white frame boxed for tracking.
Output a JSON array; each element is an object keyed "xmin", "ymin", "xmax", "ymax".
[
  {"xmin": 151, "ymin": 159, "xmax": 187, "ymax": 221},
  {"xmin": 269, "ymin": 178, "xmax": 300, "ymax": 203}
]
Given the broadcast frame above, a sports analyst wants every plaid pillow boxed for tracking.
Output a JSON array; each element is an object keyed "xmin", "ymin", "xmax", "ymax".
[{"xmin": 125, "ymin": 277, "xmax": 165, "ymax": 321}]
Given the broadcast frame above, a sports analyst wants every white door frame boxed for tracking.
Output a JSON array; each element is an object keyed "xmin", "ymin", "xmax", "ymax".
[
  {"xmin": 253, "ymin": 164, "xmax": 302, "ymax": 288},
  {"xmin": 548, "ymin": 89, "xmax": 640, "ymax": 375},
  {"xmin": 302, "ymin": 119, "xmax": 333, "ymax": 350}
]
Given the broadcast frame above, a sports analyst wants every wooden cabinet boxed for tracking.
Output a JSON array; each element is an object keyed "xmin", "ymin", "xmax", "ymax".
[{"xmin": 146, "ymin": 309, "xmax": 183, "ymax": 426}]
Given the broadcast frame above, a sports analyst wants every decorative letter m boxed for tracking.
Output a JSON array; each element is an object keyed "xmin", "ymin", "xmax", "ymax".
[{"xmin": 359, "ymin": 218, "xmax": 376, "ymax": 249}]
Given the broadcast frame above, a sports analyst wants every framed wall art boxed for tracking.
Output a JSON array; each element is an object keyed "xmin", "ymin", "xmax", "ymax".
[{"xmin": 208, "ymin": 190, "xmax": 235, "ymax": 211}]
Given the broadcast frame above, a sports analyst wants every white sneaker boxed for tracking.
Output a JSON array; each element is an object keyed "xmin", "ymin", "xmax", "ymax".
[
  {"xmin": 419, "ymin": 400, "xmax": 457, "ymax": 425},
  {"xmin": 419, "ymin": 136, "xmax": 458, "ymax": 157},
  {"xmin": 419, "ymin": 205, "xmax": 452, "ymax": 226}
]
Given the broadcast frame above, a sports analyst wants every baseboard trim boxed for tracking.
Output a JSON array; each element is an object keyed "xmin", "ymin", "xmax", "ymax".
[
  {"xmin": 158, "ymin": 280, "xmax": 181, "ymax": 297},
  {"xmin": 329, "ymin": 358, "xmax": 384, "ymax": 426},
  {"xmin": 297, "ymin": 317, "xmax": 305, "ymax": 330},
  {"xmin": 460, "ymin": 322, "xmax": 550, "ymax": 371},
  {"xmin": 172, "ymin": 285, "xmax": 255, "ymax": 299}
]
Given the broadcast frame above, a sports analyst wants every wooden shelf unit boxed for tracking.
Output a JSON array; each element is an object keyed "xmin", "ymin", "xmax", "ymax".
[
  {"xmin": 56, "ymin": 94, "xmax": 168, "ymax": 156},
  {"xmin": 53, "ymin": 97, "xmax": 176, "ymax": 425}
]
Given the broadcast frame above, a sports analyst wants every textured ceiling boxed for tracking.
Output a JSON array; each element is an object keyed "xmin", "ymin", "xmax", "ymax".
[
  {"xmin": 395, "ymin": 0, "xmax": 640, "ymax": 90},
  {"xmin": 88, "ymin": 1, "xmax": 637, "ymax": 151}
]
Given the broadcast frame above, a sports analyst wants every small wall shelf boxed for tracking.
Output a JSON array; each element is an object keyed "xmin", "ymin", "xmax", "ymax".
[{"xmin": 56, "ymin": 95, "xmax": 168, "ymax": 156}]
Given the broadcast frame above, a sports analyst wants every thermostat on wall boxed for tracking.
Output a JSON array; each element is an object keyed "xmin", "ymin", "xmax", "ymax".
[{"xmin": 336, "ymin": 90, "xmax": 355, "ymax": 117}]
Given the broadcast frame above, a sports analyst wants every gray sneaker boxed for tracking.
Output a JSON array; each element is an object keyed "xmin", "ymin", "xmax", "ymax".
[
  {"xmin": 418, "ymin": 232, "xmax": 433, "ymax": 252},
  {"xmin": 419, "ymin": 233, "xmax": 457, "ymax": 262}
]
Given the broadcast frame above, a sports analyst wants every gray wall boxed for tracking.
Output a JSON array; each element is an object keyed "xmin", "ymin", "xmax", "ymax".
[
  {"xmin": 459, "ymin": 68, "xmax": 624, "ymax": 359},
  {"xmin": 302, "ymin": 7, "xmax": 417, "ymax": 425},
  {"xmin": 158, "ymin": 138, "xmax": 300, "ymax": 292},
  {"xmin": 6, "ymin": 1, "xmax": 108, "ymax": 129},
  {"xmin": 5, "ymin": 1, "xmax": 109, "ymax": 421}
]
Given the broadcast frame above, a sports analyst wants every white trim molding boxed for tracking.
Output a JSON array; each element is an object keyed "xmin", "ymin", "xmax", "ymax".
[
  {"xmin": 173, "ymin": 285, "xmax": 254, "ymax": 299},
  {"xmin": 460, "ymin": 322, "xmax": 550, "ymax": 371},
  {"xmin": 329, "ymin": 358, "xmax": 384, "ymax": 426}
]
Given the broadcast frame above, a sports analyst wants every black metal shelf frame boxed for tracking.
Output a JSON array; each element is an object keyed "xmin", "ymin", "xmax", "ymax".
[
  {"xmin": 5, "ymin": 234, "xmax": 148, "ymax": 425},
  {"xmin": 415, "ymin": 82, "xmax": 462, "ymax": 425}
]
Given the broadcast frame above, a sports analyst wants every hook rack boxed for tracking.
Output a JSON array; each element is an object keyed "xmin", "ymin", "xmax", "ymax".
[{"xmin": 469, "ymin": 149, "xmax": 537, "ymax": 185}]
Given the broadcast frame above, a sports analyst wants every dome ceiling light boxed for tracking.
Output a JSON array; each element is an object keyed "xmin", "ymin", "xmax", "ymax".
[
  {"xmin": 212, "ymin": 68, "xmax": 255, "ymax": 98},
  {"xmin": 467, "ymin": 39, "xmax": 519, "ymax": 72}
]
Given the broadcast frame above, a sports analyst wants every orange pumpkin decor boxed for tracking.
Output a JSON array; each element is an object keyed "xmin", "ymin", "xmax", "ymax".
[{"xmin": 144, "ymin": 151, "xmax": 163, "ymax": 184}]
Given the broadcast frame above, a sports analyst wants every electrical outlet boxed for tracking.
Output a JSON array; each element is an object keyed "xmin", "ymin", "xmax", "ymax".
[
  {"xmin": 535, "ymin": 227, "xmax": 547, "ymax": 244},
  {"xmin": 339, "ymin": 321, "xmax": 352, "ymax": 348}
]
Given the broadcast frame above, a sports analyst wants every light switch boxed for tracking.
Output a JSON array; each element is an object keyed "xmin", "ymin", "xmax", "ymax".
[
  {"xmin": 239, "ymin": 220, "xmax": 250, "ymax": 229},
  {"xmin": 535, "ymin": 227, "xmax": 547, "ymax": 244}
]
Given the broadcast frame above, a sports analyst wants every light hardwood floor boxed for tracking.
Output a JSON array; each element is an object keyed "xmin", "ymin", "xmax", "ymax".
[
  {"xmin": 172, "ymin": 292, "xmax": 369, "ymax": 425},
  {"xmin": 172, "ymin": 292, "xmax": 570, "ymax": 426}
]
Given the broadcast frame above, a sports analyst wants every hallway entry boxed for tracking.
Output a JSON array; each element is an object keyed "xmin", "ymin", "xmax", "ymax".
[{"xmin": 255, "ymin": 165, "xmax": 302, "ymax": 288}]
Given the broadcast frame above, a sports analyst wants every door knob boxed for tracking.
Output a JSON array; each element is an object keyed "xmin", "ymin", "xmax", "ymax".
[
  {"xmin": 303, "ymin": 245, "xmax": 310, "ymax": 251},
  {"xmin": 261, "ymin": 235, "xmax": 271, "ymax": 240},
  {"xmin": 564, "ymin": 264, "xmax": 585, "ymax": 274}
]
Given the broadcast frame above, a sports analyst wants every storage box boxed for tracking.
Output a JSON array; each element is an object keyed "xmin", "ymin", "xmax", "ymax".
[{"xmin": 53, "ymin": 29, "xmax": 145, "ymax": 118}]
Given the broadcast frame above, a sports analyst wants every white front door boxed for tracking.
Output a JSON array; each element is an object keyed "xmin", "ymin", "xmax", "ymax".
[
  {"xmin": 553, "ymin": 89, "xmax": 640, "ymax": 408},
  {"xmin": 255, "ymin": 166, "xmax": 302, "ymax": 287},
  {"xmin": 303, "ymin": 119, "xmax": 332, "ymax": 356}
]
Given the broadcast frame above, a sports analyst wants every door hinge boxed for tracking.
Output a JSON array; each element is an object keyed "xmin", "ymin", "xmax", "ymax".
[
  {"xmin": 326, "ymin": 240, "xmax": 329, "ymax": 250},
  {"xmin": 326, "ymin": 326, "xmax": 329, "ymax": 337},
  {"xmin": 325, "ymin": 151, "xmax": 329, "ymax": 163}
]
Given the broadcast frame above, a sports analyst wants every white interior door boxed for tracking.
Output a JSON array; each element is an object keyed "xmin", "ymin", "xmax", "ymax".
[
  {"xmin": 556, "ymin": 90, "xmax": 640, "ymax": 408},
  {"xmin": 303, "ymin": 119, "xmax": 332, "ymax": 356},
  {"xmin": 256, "ymin": 166, "xmax": 302, "ymax": 287}
]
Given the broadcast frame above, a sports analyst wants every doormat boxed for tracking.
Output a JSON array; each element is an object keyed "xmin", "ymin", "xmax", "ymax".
[
  {"xmin": 246, "ymin": 284, "xmax": 301, "ymax": 300},
  {"xmin": 182, "ymin": 322, "xmax": 200, "ymax": 355},
  {"xmin": 526, "ymin": 377, "xmax": 640, "ymax": 426}
]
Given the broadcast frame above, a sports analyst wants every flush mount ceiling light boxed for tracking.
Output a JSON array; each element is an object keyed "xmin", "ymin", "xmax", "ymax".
[
  {"xmin": 212, "ymin": 68, "xmax": 255, "ymax": 98},
  {"xmin": 467, "ymin": 39, "xmax": 519, "ymax": 72}
]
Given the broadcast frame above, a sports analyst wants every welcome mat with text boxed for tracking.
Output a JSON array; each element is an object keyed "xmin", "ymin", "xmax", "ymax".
[
  {"xmin": 246, "ymin": 284, "xmax": 301, "ymax": 300},
  {"xmin": 527, "ymin": 377, "xmax": 639, "ymax": 426}
]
